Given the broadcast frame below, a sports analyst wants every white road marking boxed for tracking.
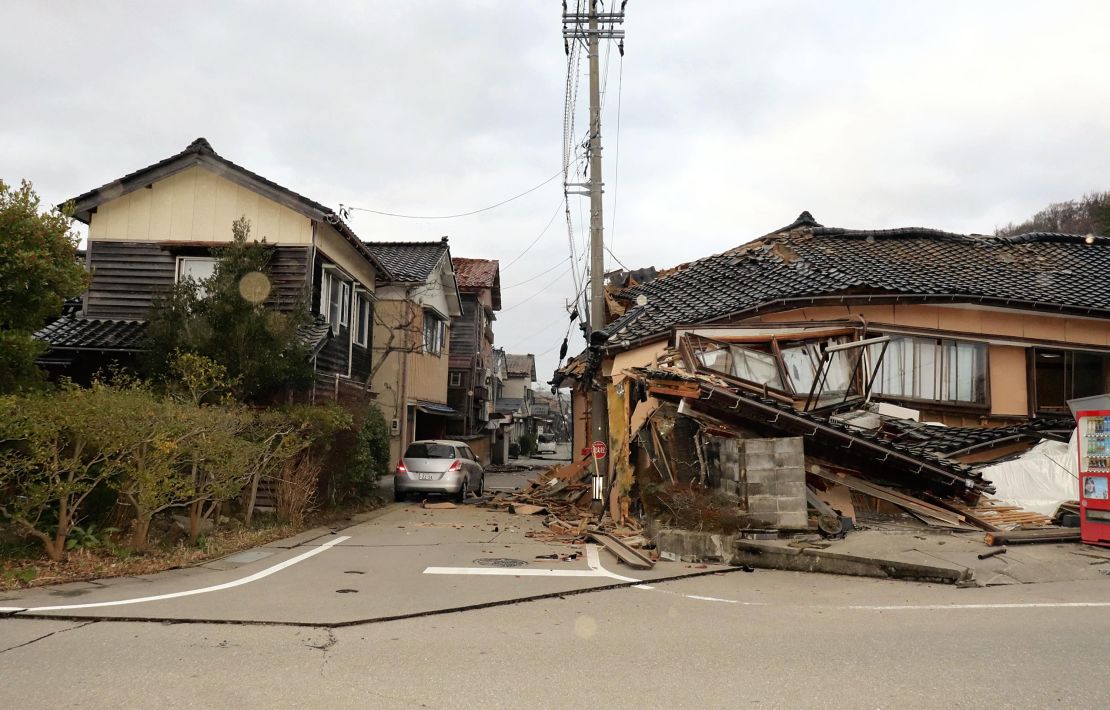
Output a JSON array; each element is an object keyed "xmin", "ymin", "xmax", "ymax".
[
  {"xmin": 0, "ymin": 535, "xmax": 351, "ymax": 613},
  {"xmin": 843, "ymin": 601, "xmax": 1110, "ymax": 611},
  {"xmin": 423, "ymin": 567, "xmax": 610, "ymax": 577},
  {"xmin": 422, "ymin": 544, "xmax": 641, "ymax": 583}
]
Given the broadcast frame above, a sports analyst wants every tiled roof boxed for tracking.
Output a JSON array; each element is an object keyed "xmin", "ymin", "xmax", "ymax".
[
  {"xmin": 65, "ymin": 138, "xmax": 392, "ymax": 280},
  {"xmin": 606, "ymin": 212, "xmax": 1110, "ymax": 344},
  {"xmin": 34, "ymin": 317, "xmax": 147, "ymax": 351},
  {"xmin": 505, "ymin": 353, "xmax": 537, "ymax": 380},
  {"xmin": 296, "ymin": 317, "xmax": 333, "ymax": 356},
  {"xmin": 452, "ymin": 258, "xmax": 501, "ymax": 310},
  {"xmin": 494, "ymin": 398, "xmax": 524, "ymax": 414},
  {"xmin": 366, "ymin": 238, "xmax": 450, "ymax": 283},
  {"xmin": 35, "ymin": 315, "xmax": 333, "ymax": 356},
  {"xmin": 886, "ymin": 418, "xmax": 1075, "ymax": 457}
]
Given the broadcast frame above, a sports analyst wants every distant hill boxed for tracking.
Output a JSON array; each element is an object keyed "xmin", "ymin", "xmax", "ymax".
[{"xmin": 996, "ymin": 191, "xmax": 1110, "ymax": 237}]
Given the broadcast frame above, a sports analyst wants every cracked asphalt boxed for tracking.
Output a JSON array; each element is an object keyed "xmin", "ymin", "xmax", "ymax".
[{"xmin": 3, "ymin": 498, "xmax": 1110, "ymax": 708}]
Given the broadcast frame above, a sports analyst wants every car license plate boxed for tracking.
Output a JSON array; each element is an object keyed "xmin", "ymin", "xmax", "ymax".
[{"xmin": 417, "ymin": 473, "xmax": 436, "ymax": 480}]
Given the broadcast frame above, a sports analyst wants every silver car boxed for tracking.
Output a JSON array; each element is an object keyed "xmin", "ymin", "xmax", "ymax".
[{"xmin": 393, "ymin": 439, "xmax": 485, "ymax": 503}]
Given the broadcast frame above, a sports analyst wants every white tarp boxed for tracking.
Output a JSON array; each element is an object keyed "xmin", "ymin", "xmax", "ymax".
[{"xmin": 981, "ymin": 434, "xmax": 1080, "ymax": 515}]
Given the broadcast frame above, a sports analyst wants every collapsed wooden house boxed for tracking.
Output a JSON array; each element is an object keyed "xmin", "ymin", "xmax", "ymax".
[{"xmin": 554, "ymin": 212, "xmax": 1108, "ymax": 535}]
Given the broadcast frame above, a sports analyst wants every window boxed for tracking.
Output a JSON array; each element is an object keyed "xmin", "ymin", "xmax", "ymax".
[
  {"xmin": 1033, "ymin": 348, "xmax": 1110, "ymax": 413},
  {"xmin": 449, "ymin": 371, "xmax": 463, "ymax": 387},
  {"xmin": 320, "ymin": 270, "xmax": 348, "ymax": 334},
  {"xmin": 176, "ymin": 257, "xmax": 217, "ymax": 296},
  {"xmin": 423, "ymin": 311, "xmax": 445, "ymax": 355},
  {"xmin": 340, "ymin": 283, "xmax": 350, "ymax": 327},
  {"xmin": 869, "ymin": 336, "xmax": 987, "ymax": 405},
  {"xmin": 404, "ymin": 443, "xmax": 454, "ymax": 459},
  {"xmin": 353, "ymin": 293, "xmax": 371, "ymax": 347}
]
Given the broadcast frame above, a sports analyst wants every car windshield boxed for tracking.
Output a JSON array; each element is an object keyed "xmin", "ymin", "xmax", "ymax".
[{"xmin": 405, "ymin": 443, "xmax": 456, "ymax": 459}]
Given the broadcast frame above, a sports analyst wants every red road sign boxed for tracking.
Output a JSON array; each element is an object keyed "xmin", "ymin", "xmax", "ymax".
[
  {"xmin": 580, "ymin": 447, "xmax": 591, "ymax": 458},
  {"xmin": 592, "ymin": 440, "xmax": 608, "ymax": 459}
]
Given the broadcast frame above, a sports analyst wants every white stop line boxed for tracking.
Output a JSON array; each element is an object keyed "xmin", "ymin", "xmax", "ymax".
[
  {"xmin": 0, "ymin": 535, "xmax": 351, "ymax": 614},
  {"xmin": 424, "ymin": 545, "xmax": 638, "ymax": 583}
]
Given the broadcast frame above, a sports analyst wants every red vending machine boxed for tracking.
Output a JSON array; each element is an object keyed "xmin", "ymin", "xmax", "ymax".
[{"xmin": 1077, "ymin": 410, "xmax": 1110, "ymax": 547}]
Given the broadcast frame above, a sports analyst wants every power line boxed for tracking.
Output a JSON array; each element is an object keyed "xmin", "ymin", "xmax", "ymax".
[
  {"xmin": 501, "ymin": 265, "xmax": 574, "ymax": 312},
  {"xmin": 501, "ymin": 196, "xmax": 566, "ymax": 272},
  {"xmin": 340, "ymin": 169, "xmax": 561, "ymax": 220},
  {"xmin": 501, "ymin": 256, "xmax": 571, "ymax": 289},
  {"xmin": 608, "ymin": 52, "xmax": 624, "ymax": 266}
]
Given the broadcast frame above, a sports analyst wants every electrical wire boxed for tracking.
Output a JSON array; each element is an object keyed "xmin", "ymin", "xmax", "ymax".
[
  {"xmin": 501, "ymin": 256, "xmax": 571, "ymax": 289},
  {"xmin": 340, "ymin": 169, "xmax": 562, "ymax": 220},
  {"xmin": 501, "ymin": 265, "xmax": 574, "ymax": 313},
  {"xmin": 501, "ymin": 196, "xmax": 567, "ymax": 272},
  {"xmin": 608, "ymin": 52, "xmax": 624, "ymax": 266}
]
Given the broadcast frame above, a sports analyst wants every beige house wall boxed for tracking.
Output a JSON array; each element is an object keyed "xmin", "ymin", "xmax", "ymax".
[
  {"xmin": 88, "ymin": 165, "xmax": 312, "ymax": 245},
  {"xmin": 315, "ymin": 223, "xmax": 376, "ymax": 289},
  {"xmin": 502, "ymin": 376, "xmax": 530, "ymax": 400},
  {"xmin": 989, "ymin": 345, "xmax": 1029, "ymax": 416},
  {"xmin": 371, "ymin": 298, "xmax": 451, "ymax": 463}
]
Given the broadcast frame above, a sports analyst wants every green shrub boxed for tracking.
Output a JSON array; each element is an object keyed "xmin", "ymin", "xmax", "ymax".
[{"xmin": 518, "ymin": 433, "xmax": 538, "ymax": 457}]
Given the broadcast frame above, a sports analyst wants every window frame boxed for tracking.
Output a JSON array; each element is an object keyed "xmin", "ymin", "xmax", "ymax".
[
  {"xmin": 353, "ymin": 292, "xmax": 371, "ymax": 348},
  {"xmin": 869, "ymin": 335, "xmax": 989, "ymax": 408},
  {"xmin": 423, "ymin": 310, "xmax": 445, "ymax": 356},
  {"xmin": 175, "ymin": 256, "xmax": 218, "ymax": 297},
  {"xmin": 449, "ymin": 371, "xmax": 463, "ymax": 387},
  {"xmin": 340, "ymin": 282, "xmax": 351, "ymax": 327}
]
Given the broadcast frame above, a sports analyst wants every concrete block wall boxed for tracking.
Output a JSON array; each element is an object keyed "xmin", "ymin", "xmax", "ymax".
[{"xmin": 742, "ymin": 437, "xmax": 807, "ymax": 529}]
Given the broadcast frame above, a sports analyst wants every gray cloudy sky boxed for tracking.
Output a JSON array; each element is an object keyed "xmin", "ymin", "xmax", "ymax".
[{"xmin": 4, "ymin": 1, "xmax": 1110, "ymax": 381}]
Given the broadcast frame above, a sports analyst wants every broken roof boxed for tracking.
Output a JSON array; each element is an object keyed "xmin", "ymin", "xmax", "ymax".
[
  {"xmin": 65, "ymin": 138, "xmax": 392, "ymax": 280},
  {"xmin": 452, "ymin": 257, "xmax": 502, "ymax": 310},
  {"xmin": 505, "ymin": 353, "xmax": 537, "ymax": 380},
  {"xmin": 606, "ymin": 211, "xmax": 1110, "ymax": 346},
  {"xmin": 366, "ymin": 238, "xmax": 451, "ymax": 283}
]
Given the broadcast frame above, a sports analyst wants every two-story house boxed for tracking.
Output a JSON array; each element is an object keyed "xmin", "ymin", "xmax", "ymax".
[
  {"xmin": 366, "ymin": 239, "xmax": 463, "ymax": 462},
  {"xmin": 494, "ymin": 352, "xmax": 538, "ymax": 447},
  {"xmin": 34, "ymin": 138, "xmax": 390, "ymax": 399},
  {"xmin": 446, "ymin": 258, "xmax": 502, "ymax": 440}
]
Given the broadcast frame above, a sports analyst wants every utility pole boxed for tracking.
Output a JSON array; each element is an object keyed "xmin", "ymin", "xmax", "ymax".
[{"xmin": 563, "ymin": 1, "xmax": 625, "ymax": 499}]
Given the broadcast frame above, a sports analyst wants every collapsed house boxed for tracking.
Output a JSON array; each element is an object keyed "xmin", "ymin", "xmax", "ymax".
[{"xmin": 551, "ymin": 212, "xmax": 1109, "ymax": 538}]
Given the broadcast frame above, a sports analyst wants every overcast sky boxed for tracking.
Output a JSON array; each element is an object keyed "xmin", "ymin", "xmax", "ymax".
[{"xmin": 4, "ymin": 1, "xmax": 1110, "ymax": 382}]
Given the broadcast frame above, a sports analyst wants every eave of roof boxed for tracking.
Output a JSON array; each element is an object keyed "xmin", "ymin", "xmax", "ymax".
[{"xmin": 65, "ymin": 138, "xmax": 393, "ymax": 280}]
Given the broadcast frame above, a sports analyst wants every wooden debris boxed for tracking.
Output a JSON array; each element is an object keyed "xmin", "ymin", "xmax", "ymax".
[
  {"xmin": 807, "ymin": 465, "xmax": 965, "ymax": 528},
  {"xmin": 509, "ymin": 503, "xmax": 548, "ymax": 516},
  {"xmin": 984, "ymin": 528, "xmax": 1080, "ymax": 546},
  {"xmin": 952, "ymin": 497, "xmax": 1055, "ymax": 531},
  {"xmin": 587, "ymin": 529, "xmax": 655, "ymax": 569},
  {"xmin": 978, "ymin": 547, "xmax": 1007, "ymax": 560},
  {"xmin": 420, "ymin": 501, "xmax": 457, "ymax": 510}
]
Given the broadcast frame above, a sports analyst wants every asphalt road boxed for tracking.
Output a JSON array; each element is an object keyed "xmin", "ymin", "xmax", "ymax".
[{"xmin": 3, "ymin": 500, "xmax": 1110, "ymax": 708}]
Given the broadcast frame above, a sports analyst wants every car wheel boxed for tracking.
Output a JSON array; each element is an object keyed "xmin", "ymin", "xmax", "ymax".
[
  {"xmin": 455, "ymin": 478, "xmax": 468, "ymax": 503},
  {"xmin": 475, "ymin": 475, "xmax": 485, "ymax": 497},
  {"xmin": 393, "ymin": 488, "xmax": 406, "ymax": 503}
]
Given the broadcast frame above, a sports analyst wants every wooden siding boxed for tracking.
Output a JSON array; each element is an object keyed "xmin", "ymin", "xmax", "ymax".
[
  {"xmin": 85, "ymin": 241, "xmax": 176, "ymax": 318},
  {"xmin": 450, "ymin": 297, "xmax": 480, "ymax": 359},
  {"xmin": 88, "ymin": 165, "xmax": 312, "ymax": 245},
  {"xmin": 85, "ymin": 241, "xmax": 310, "ymax": 319}
]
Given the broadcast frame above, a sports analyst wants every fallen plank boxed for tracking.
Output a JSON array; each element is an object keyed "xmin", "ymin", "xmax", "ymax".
[
  {"xmin": 587, "ymin": 529, "xmax": 655, "ymax": 569},
  {"xmin": 807, "ymin": 465, "xmax": 964, "ymax": 527},
  {"xmin": 420, "ymin": 501, "xmax": 457, "ymax": 510},
  {"xmin": 508, "ymin": 503, "xmax": 548, "ymax": 516},
  {"xmin": 984, "ymin": 528, "xmax": 1080, "ymax": 546}
]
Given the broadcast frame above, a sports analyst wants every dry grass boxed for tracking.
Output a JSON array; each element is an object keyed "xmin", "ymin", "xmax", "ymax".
[
  {"xmin": 642, "ymin": 482, "xmax": 747, "ymax": 535},
  {"xmin": 0, "ymin": 498, "xmax": 387, "ymax": 592}
]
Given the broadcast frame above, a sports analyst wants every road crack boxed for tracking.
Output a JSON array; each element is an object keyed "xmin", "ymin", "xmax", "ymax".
[{"xmin": 0, "ymin": 620, "xmax": 97, "ymax": 655}]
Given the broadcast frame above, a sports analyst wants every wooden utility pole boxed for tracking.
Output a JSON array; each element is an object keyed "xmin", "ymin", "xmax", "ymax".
[{"xmin": 563, "ymin": 1, "xmax": 625, "ymax": 494}]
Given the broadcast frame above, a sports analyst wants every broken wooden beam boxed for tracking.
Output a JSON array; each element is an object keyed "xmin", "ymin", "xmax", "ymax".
[
  {"xmin": 984, "ymin": 528, "xmax": 1080, "ymax": 546},
  {"xmin": 587, "ymin": 529, "xmax": 655, "ymax": 569},
  {"xmin": 807, "ymin": 464, "xmax": 965, "ymax": 528}
]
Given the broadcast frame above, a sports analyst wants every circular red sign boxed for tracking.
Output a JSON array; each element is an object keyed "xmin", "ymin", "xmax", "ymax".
[{"xmin": 592, "ymin": 440, "xmax": 607, "ymax": 459}]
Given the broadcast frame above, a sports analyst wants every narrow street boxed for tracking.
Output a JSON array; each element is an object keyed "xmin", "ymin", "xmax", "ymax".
[{"xmin": 3, "ymin": 498, "xmax": 1109, "ymax": 708}]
